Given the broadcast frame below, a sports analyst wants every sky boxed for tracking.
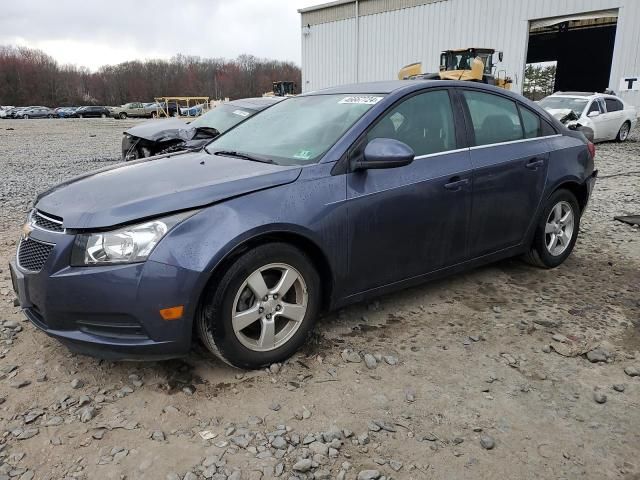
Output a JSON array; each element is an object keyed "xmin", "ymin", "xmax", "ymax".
[{"xmin": 0, "ymin": 0, "xmax": 321, "ymax": 70}]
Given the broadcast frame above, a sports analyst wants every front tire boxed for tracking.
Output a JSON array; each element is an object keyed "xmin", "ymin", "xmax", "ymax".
[
  {"xmin": 119, "ymin": 112, "xmax": 127, "ymax": 119},
  {"xmin": 101, "ymin": 113, "xmax": 106, "ymax": 118},
  {"xmin": 524, "ymin": 189, "xmax": 580, "ymax": 268},
  {"xmin": 616, "ymin": 121, "xmax": 630, "ymax": 142},
  {"xmin": 197, "ymin": 243, "xmax": 321, "ymax": 369}
]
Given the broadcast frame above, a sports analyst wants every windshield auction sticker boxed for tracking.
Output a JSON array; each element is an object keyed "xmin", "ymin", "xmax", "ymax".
[
  {"xmin": 338, "ymin": 96, "xmax": 384, "ymax": 105},
  {"xmin": 233, "ymin": 109, "xmax": 251, "ymax": 116}
]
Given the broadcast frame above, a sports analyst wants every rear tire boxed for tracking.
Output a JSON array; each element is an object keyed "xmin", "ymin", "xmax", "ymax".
[
  {"xmin": 119, "ymin": 112, "xmax": 127, "ymax": 119},
  {"xmin": 197, "ymin": 243, "xmax": 321, "ymax": 369},
  {"xmin": 101, "ymin": 113, "xmax": 106, "ymax": 118},
  {"xmin": 22, "ymin": 115, "xmax": 29, "ymax": 119},
  {"xmin": 616, "ymin": 121, "xmax": 630, "ymax": 142},
  {"xmin": 524, "ymin": 189, "xmax": 580, "ymax": 269},
  {"xmin": 78, "ymin": 114, "xmax": 83, "ymax": 118}
]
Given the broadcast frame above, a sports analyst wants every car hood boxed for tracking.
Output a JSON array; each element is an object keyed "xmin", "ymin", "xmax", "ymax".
[
  {"xmin": 126, "ymin": 118, "xmax": 190, "ymax": 141},
  {"xmin": 545, "ymin": 108, "xmax": 580, "ymax": 124},
  {"xmin": 35, "ymin": 151, "xmax": 302, "ymax": 229}
]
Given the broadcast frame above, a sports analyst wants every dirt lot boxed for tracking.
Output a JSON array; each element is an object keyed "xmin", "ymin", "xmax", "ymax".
[{"xmin": 0, "ymin": 119, "xmax": 639, "ymax": 480}]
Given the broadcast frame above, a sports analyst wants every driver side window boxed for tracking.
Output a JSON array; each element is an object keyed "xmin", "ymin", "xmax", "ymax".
[
  {"xmin": 587, "ymin": 100, "xmax": 601, "ymax": 114},
  {"xmin": 366, "ymin": 90, "xmax": 457, "ymax": 156}
]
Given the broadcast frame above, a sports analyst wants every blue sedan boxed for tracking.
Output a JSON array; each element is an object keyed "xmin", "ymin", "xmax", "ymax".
[{"xmin": 10, "ymin": 80, "xmax": 597, "ymax": 368}]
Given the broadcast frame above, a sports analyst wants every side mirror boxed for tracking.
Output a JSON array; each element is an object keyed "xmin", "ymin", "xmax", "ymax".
[
  {"xmin": 587, "ymin": 110, "xmax": 600, "ymax": 118},
  {"xmin": 353, "ymin": 138, "xmax": 415, "ymax": 171},
  {"xmin": 498, "ymin": 51, "xmax": 504, "ymax": 62}
]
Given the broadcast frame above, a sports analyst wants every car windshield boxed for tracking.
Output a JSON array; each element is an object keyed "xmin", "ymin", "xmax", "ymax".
[
  {"xmin": 206, "ymin": 94, "xmax": 384, "ymax": 165},
  {"xmin": 539, "ymin": 96, "xmax": 589, "ymax": 114},
  {"xmin": 190, "ymin": 104, "xmax": 255, "ymax": 132}
]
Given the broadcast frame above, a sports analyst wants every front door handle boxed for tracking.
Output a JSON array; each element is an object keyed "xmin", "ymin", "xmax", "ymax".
[
  {"xmin": 444, "ymin": 177, "xmax": 469, "ymax": 191},
  {"xmin": 525, "ymin": 158, "xmax": 545, "ymax": 169}
]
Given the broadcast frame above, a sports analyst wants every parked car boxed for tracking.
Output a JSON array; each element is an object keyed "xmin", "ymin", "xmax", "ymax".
[
  {"xmin": 56, "ymin": 107, "xmax": 80, "ymax": 118},
  {"xmin": 539, "ymin": 91, "xmax": 637, "ymax": 142},
  {"xmin": 179, "ymin": 103, "xmax": 207, "ymax": 117},
  {"xmin": 110, "ymin": 102, "xmax": 160, "ymax": 119},
  {"xmin": 0, "ymin": 106, "xmax": 15, "ymax": 118},
  {"xmin": 76, "ymin": 106, "xmax": 111, "ymax": 118},
  {"xmin": 19, "ymin": 106, "xmax": 56, "ymax": 119},
  {"xmin": 10, "ymin": 80, "xmax": 597, "ymax": 368},
  {"xmin": 121, "ymin": 97, "xmax": 284, "ymax": 160}
]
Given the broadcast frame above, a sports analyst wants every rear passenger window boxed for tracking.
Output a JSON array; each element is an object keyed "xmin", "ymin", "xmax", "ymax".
[
  {"xmin": 462, "ymin": 91, "xmax": 523, "ymax": 146},
  {"xmin": 367, "ymin": 90, "xmax": 456, "ymax": 156},
  {"xmin": 519, "ymin": 106, "xmax": 541, "ymax": 138},
  {"xmin": 604, "ymin": 98, "xmax": 623, "ymax": 112}
]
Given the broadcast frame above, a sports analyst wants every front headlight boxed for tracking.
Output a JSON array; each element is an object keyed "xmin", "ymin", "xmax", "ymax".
[{"xmin": 71, "ymin": 212, "xmax": 193, "ymax": 266}]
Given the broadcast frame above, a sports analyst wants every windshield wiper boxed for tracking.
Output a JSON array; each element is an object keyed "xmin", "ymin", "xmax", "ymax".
[{"xmin": 212, "ymin": 150, "xmax": 276, "ymax": 164}]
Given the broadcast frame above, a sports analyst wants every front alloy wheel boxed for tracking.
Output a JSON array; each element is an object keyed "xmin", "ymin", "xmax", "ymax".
[
  {"xmin": 232, "ymin": 263, "xmax": 308, "ymax": 352},
  {"xmin": 198, "ymin": 243, "xmax": 320, "ymax": 369}
]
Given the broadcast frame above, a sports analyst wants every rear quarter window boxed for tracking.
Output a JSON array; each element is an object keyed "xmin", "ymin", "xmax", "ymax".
[{"xmin": 518, "ymin": 106, "xmax": 541, "ymax": 138}]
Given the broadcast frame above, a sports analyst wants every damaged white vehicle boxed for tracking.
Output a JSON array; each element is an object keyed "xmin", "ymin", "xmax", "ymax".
[{"xmin": 540, "ymin": 92, "xmax": 637, "ymax": 143}]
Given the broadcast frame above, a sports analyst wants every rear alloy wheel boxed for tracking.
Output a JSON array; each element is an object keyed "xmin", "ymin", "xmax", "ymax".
[
  {"xmin": 151, "ymin": 111, "xmax": 158, "ymax": 119},
  {"xmin": 22, "ymin": 114, "xmax": 29, "ymax": 119},
  {"xmin": 78, "ymin": 114, "xmax": 83, "ymax": 119},
  {"xmin": 524, "ymin": 189, "xmax": 580, "ymax": 268},
  {"xmin": 616, "ymin": 121, "xmax": 630, "ymax": 142},
  {"xmin": 197, "ymin": 243, "xmax": 320, "ymax": 369},
  {"xmin": 48, "ymin": 114, "xmax": 54, "ymax": 118},
  {"xmin": 101, "ymin": 113, "xmax": 106, "ymax": 118},
  {"xmin": 119, "ymin": 112, "xmax": 127, "ymax": 119}
]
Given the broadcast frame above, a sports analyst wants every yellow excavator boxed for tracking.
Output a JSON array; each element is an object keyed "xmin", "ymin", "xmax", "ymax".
[{"xmin": 399, "ymin": 48, "xmax": 513, "ymax": 90}]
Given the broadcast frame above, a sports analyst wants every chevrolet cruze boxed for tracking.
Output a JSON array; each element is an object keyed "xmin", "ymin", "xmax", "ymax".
[{"xmin": 10, "ymin": 80, "xmax": 597, "ymax": 369}]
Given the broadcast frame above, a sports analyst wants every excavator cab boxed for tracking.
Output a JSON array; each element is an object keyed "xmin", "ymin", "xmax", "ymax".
[
  {"xmin": 271, "ymin": 81, "xmax": 296, "ymax": 97},
  {"xmin": 399, "ymin": 48, "xmax": 512, "ymax": 90}
]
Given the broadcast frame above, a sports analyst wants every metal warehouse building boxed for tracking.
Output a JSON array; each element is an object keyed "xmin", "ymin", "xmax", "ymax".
[{"xmin": 299, "ymin": 0, "xmax": 640, "ymax": 107}]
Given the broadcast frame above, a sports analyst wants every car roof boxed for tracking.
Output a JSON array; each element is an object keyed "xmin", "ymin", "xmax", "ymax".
[
  {"xmin": 550, "ymin": 92, "xmax": 622, "ymax": 101},
  {"xmin": 305, "ymin": 80, "xmax": 428, "ymax": 95},
  {"xmin": 227, "ymin": 97, "xmax": 286, "ymax": 110}
]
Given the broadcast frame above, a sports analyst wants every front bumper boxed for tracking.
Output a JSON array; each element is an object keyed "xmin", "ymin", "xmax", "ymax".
[{"xmin": 10, "ymin": 228, "xmax": 202, "ymax": 361}]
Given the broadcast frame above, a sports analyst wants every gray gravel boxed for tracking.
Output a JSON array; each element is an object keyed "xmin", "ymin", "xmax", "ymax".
[{"xmin": 0, "ymin": 118, "xmax": 141, "ymax": 230}]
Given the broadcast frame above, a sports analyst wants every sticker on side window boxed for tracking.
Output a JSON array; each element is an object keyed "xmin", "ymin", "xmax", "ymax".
[
  {"xmin": 232, "ymin": 109, "xmax": 250, "ymax": 117},
  {"xmin": 338, "ymin": 96, "xmax": 383, "ymax": 105}
]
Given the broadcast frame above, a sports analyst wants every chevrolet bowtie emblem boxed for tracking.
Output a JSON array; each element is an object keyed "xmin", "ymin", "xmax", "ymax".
[{"xmin": 21, "ymin": 222, "xmax": 33, "ymax": 239}]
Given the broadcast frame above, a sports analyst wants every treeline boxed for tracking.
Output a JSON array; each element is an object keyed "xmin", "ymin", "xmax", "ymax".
[
  {"xmin": 0, "ymin": 45, "xmax": 301, "ymax": 107},
  {"xmin": 523, "ymin": 64, "xmax": 557, "ymax": 101}
]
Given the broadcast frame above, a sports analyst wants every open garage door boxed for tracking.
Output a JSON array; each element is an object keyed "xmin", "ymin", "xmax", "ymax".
[{"xmin": 526, "ymin": 10, "xmax": 618, "ymax": 95}]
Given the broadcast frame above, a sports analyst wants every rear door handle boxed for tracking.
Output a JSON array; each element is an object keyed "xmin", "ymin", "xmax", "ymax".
[
  {"xmin": 525, "ymin": 158, "xmax": 545, "ymax": 169},
  {"xmin": 444, "ymin": 177, "xmax": 469, "ymax": 191}
]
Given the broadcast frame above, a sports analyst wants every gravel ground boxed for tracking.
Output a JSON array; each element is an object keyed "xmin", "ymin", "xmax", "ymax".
[{"xmin": 0, "ymin": 119, "xmax": 639, "ymax": 480}]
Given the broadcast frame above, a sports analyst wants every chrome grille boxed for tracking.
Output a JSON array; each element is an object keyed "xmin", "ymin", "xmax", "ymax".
[
  {"xmin": 33, "ymin": 211, "xmax": 64, "ymax": 232},
  {"xmin": 18, "ymin": 238, "xmax": 54, "ymax": 272}
]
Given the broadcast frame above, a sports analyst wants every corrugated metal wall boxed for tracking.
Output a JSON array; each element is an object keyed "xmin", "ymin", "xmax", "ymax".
[{"xmin": 300, "ymin": 0, "xmax": 640, "ymax": 108}]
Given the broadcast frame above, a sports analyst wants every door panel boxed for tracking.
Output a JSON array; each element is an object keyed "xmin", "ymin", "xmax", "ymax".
[
  {"xmin": 458, "ymin": 88, "xmax": 549, "ymax": 258},
  {"xmin": 346, "ymin": 150, "xmax": 472, "ymax": 295},
  {"xmin": 468, "ymin": 140, "xmax": 549, "ymax": 257}
]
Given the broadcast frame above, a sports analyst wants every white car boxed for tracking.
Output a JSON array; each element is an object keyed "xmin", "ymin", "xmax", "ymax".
[
  {"xmin": 0, "ymin": 106, "xmax": 15, "ymax": 118},
  {"xmin": 539, "ymin": 92, "xmax": 637, "ymax": 142}
]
